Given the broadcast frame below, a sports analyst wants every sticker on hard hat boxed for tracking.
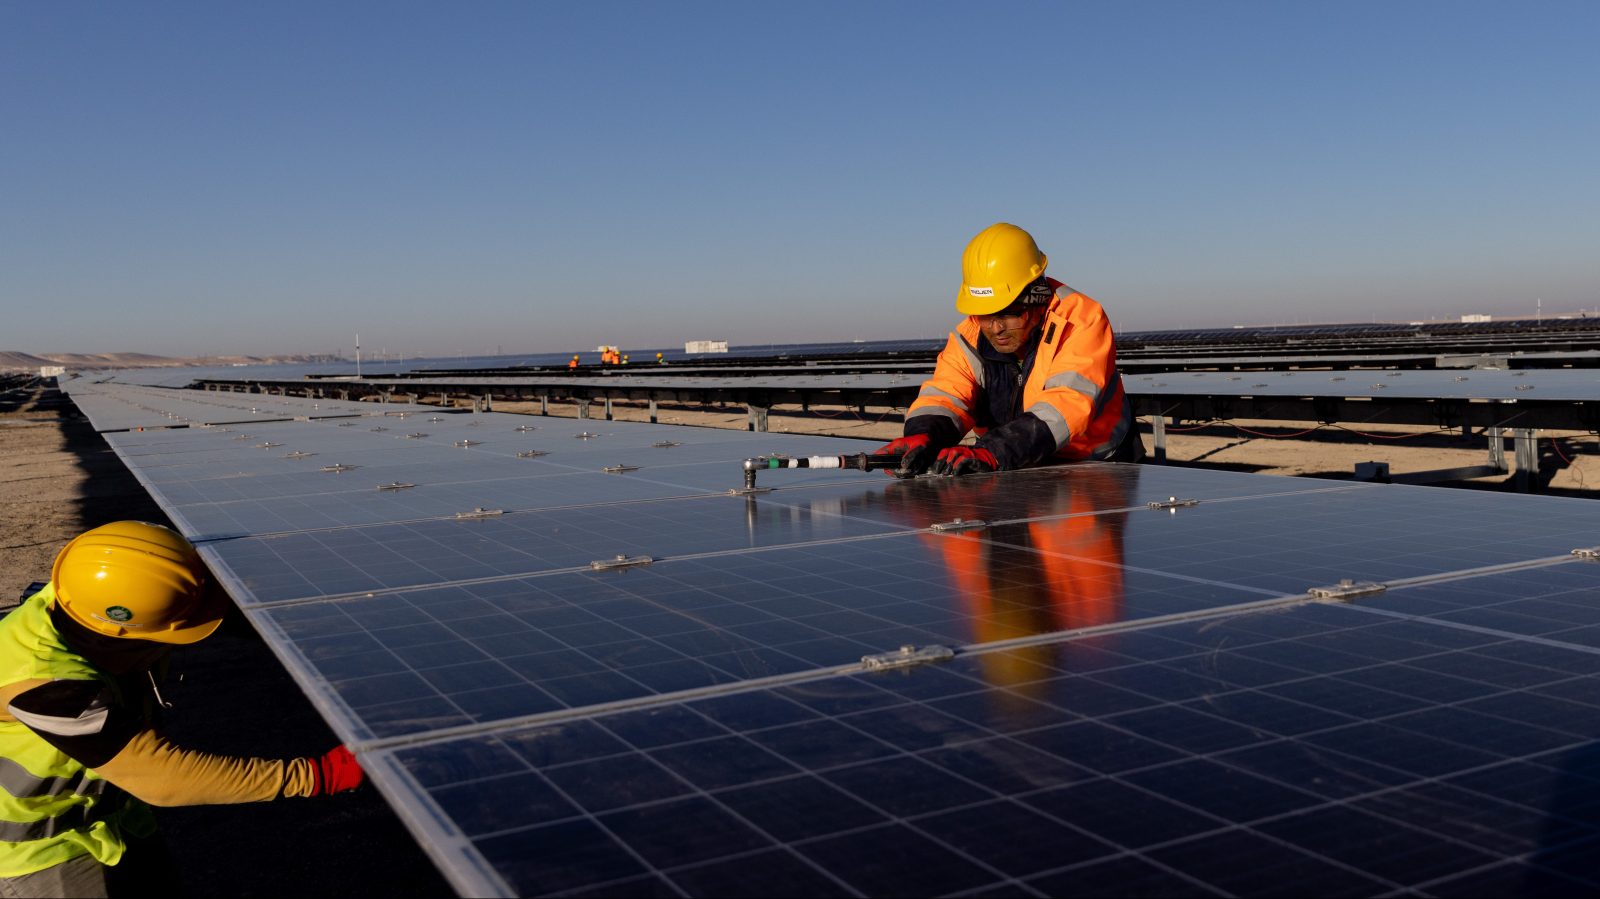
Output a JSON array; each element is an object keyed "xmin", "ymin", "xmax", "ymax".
[
  {"xmin": 968, "ymin": 287, "xmax": 994, "ymax": 297},
  {"xmin": 105, "ymin": 606, "xmax": 134, "ymax": 622}
]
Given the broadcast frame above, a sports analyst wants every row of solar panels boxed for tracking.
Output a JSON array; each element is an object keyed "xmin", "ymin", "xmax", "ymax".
[
  {"xmin": 66, "ymin": 384, "xmax": 1600, "ymax": 896},
  {"xmin": 1120, "ymin": 316, "xmax": 1600, "ymax": 348},
  {"xmin": 168, "ymin": 366, "xmax": 1600, "ymax": 412}
]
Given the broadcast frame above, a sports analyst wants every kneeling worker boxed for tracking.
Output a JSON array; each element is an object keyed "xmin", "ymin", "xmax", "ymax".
[
  {"xmin": 0, "ymin": 521, "xmax": 363, "ymax": 896},
  {"xmin": 879, "ymin": 222, "xmax": 1141, "ymax": 477}
]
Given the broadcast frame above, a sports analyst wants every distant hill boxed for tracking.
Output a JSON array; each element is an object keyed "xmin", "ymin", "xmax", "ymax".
[
  {"xmin": 0, "ymin": 351, "xmax": 58, "ymax": 372},
  {"xmin": 0, "ymin": 351, "xmax": 340, "ymax": 373}
]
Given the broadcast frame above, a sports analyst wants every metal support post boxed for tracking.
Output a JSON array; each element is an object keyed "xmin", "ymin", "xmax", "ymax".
[
  {"xmin": 1513, "ymin": 428, "xmax": 1539, "ymax": 493},
  {"xmin": 1486, "ymin": 426, "xmax": 1506, "ymax": 472},
  {"xmin": 747, "ymin": 404, "xmax": 769, "ymax": 432},
  {"xmin": 1151, "ymin": 414, "xmax": 1167, "ymax": 464},
  {"xmin": 648, "ymin": 398, "xmax": 657, "ymax": 424},
  {"xmin": 604, "ymin": 397, "xmax": 614, "ymax": 421},
  {"xmin": 577, "ymin": 400, "xmax": 591, "ymax": 420},
  {"xmin": 1478, "ymin": 425, "xmax": 1504, "ymax": 470},
  {"xmin": 540, "ymin": 393, "xmax": 549, "ymax": 416}
]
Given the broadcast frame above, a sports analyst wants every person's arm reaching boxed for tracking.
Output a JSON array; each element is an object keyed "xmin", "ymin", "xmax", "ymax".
[{"xmin": 7, "ymin": 678, "xmax": 363, "ymax": 805}]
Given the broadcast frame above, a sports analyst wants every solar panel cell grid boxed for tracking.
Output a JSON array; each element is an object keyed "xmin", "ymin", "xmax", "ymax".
[
  {"xmin": 372, "ymin": 578, "xmax": 1600, "ymax": 897},
  {"xmin": 250, "ymin": 532, "xmax": 1292, "ymax": 740}
]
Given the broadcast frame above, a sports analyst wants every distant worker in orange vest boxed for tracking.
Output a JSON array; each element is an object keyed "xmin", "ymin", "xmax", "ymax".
[
  {"xmin": 568, "ymin": 355, "xmax": 579, "ymax": 370},
  {"xmin": 877, "ymin": 222, "xmax": 1141, "ymax": 477}
]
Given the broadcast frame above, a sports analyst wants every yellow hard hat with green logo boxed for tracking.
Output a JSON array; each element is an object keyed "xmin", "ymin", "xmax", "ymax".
[
  {"xmin": 956, "ymin": 222, "xmax": 1049, "ymax": 316},
  {"xmin": 51, "ymin": 521, "xmax": 224, "ymax": 644}
]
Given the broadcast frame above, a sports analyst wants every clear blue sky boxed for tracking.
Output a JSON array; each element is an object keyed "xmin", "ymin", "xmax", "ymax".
[{"xmin": 4, "ymin": 1, "xmax": 1598, "ymax": 357}]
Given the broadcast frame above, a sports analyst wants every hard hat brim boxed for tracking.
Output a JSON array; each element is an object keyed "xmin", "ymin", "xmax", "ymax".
[
  {"xmin": 136, "ymin": 590, "xmax": 228, "ymax": 644},
  {"xmin": 59, "ymin": 586, "xmax": 227, "ymax": 645}
]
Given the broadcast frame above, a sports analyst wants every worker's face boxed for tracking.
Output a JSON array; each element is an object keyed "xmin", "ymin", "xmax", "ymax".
[{"xmin": 977, "ymin": 305, "xmax": 1042, "ymax": 354}]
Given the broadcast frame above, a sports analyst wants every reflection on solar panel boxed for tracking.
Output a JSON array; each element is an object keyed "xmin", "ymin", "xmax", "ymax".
[{"xmin": 67, "ymin": 387, "xmax": 1600, "ymax": 896}]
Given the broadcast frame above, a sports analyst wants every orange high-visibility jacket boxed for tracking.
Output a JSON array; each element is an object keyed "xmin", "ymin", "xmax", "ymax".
[{"xmin": 907, "ymin": 279, "xmax": 1132, "ymax": 463}]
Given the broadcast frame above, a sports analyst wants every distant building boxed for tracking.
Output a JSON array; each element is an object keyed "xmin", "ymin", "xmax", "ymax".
[
  {"xmin": 685, "ymin": 340, "xmax": 729, "ymax": 354},
  {"xmin": 39, "ymin": 365, "xmax": 66, "ymax": 377},
  {"xmin": 1460, "ymin": 314, "xmax": 1492, "ymax": 323}
]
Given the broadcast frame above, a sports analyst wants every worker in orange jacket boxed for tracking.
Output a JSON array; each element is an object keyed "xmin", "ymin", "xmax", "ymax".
[{"xmin": 878, "ymin": 223, "xmax": 1141, "ymax": 477}]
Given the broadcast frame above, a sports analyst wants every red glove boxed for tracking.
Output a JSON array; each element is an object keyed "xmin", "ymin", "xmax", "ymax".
[
  {"xmin": 931, "ymin": 446, "xmax": 999, "ymax": 477},
  {"xmin": 311, "ymin": 745, "xmax": 364, "ymax": 795},
  {"xmin": 873, "ymin": 434, "xmax": 935, "ymax": 479}
]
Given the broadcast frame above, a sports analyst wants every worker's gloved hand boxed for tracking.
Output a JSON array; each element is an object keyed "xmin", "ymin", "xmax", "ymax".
[
  {"xmin": 874, "ymin": 434, "xmax": 935, "ymax": 479},
  {"xmin": 931, "ymin": 446, "xmax": 999, "ymax": 477},
  {"xmin": 311, "ymin": 745, "xmax": 364, "ymax": 795}
]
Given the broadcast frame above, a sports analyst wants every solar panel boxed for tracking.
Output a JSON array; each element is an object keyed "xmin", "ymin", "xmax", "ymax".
[
  {"xmin": 75, "ymin": 387, "xmax": 1600, "ymax": 897},
  {"xmin": 204, "ymin": 498, "xmax": 914, "ymax": 605},
  {"xmin": 107, "ymin": 415, "xmax": 896, "ymax": 539},
  {"xmin": 365, "ymin": 562, "xmax": 1600, "ymax": 896},
  {"xmin": 242, "ymin": 532, "xmax": 1292, "ymax": 740},
  {"xmin": 61, "ymin": 380, "xmax": 431, "ymax": 431},
  {"xmin": 1130, "ymin": 368, "xmax": 1600, "ymax": 402}
]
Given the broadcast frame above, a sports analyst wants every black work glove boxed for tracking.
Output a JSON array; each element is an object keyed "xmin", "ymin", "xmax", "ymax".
[{"xmin": 930, "ymin": 445, "xmax": 999, "ymax": 477}]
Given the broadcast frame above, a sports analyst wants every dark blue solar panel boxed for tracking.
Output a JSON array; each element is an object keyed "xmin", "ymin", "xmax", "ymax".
[{"xmin": 372, "ymin": 569, "xmax": 1600, "ymax": 896}]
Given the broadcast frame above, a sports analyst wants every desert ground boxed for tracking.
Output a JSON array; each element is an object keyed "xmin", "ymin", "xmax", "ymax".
[{"xmin": 3, "ymin": 380, "xmax": 1599, "ymax": 894}]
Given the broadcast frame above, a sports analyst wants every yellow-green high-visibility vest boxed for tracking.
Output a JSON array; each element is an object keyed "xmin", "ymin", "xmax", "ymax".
[{"xmin": 0, "ymin": 586, "xmax": 154, "ymax": 877}]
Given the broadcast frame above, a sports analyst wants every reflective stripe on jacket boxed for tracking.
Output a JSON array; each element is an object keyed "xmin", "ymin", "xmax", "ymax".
[
  {"xmin": 0, "ymin": 588, "xmax": 149, "ymax": 877},
  {"xmin": 906, "ymin": 280, "xmax": 1132, "ymax": 463}
]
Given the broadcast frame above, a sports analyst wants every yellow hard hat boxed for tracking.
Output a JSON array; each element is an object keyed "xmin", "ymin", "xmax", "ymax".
[
  {"xmin": 956, "ymin": 223, "xmax": 1049, "ymax": 315},
  {"xmin": 51, "ymin": 521, "xmax": 224, "ymax": 644}
]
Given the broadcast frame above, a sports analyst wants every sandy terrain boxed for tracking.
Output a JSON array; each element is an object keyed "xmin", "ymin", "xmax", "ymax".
[{"xmin": 3, "ymin": 382, "xmax": 1597, "ymax": 894}]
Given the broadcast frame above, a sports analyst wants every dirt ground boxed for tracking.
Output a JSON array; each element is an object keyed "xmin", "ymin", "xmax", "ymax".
[{"xmin": 3, "ymin": 381, "xmax": 1598, "ymax": 895}]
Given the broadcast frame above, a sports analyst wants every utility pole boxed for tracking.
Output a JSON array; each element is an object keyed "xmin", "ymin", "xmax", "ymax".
[{"xmin": 356, "ymin": 333, "xmax": 362, "ymax": 377}]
